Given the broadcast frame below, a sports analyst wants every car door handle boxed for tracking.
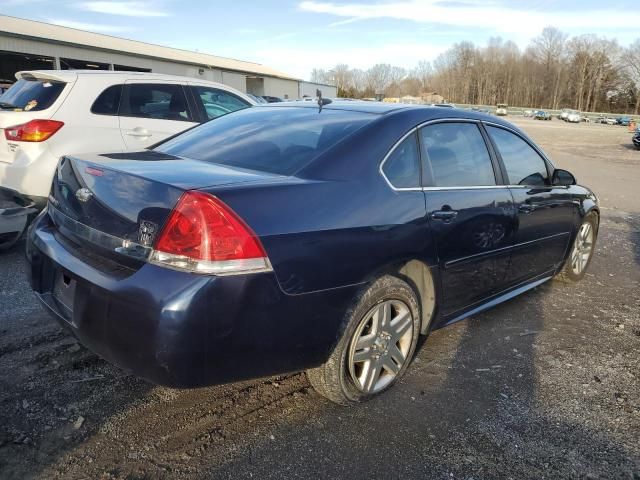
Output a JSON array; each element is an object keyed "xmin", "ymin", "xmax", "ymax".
[
  {"xmin": 518, "ymin": 204, "xmax": 537, "ymax": 214},
  {"xmin": 431, "ymin": 210, "xmax": 458, "ymax": 221},
  {"xmin": 125, "ymin": 128, "xmax": 152, "ymax": 138}
]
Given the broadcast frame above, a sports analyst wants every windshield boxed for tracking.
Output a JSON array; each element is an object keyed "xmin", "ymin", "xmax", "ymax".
[
  {"xmin": 155, "ymin": 106, "xmax": 375, "ymax": 175},
  {"xmin": 0, "ymin": 78, "xmax": 66, "ymax": 111}
]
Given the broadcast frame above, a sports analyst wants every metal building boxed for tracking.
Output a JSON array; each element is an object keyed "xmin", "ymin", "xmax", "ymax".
[{"xmin": 0, "ymin": 15, "xmax": 336, "ymax": 99}]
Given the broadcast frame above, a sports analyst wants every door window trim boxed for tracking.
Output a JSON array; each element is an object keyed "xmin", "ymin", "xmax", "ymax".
[
  {"xmin": 379, "ymin": 129, "xmax": 423, "ymax": 191},
  {"xmin": 481, "ymin": 121, "xmax": 557, "ymax": 187},
  {"xmin": 418, "ymin": 118, "xmax": 504, "ymax": 189}
]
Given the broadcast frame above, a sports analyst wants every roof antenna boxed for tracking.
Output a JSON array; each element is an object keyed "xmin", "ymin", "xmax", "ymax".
[{"xmin": 316, "ymin": 89, "xmax": 332, "ymax": 112}]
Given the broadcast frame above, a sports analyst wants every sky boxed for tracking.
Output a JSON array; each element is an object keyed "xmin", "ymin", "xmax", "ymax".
[{"xmin": 1, "ymin": 0, "xmax": 639, "ymax": 80}]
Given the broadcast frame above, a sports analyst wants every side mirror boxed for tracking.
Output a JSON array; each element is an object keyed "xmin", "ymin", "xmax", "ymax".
[{"xmin": 552, "ymin": 168, "xmax": 576, "ymax": 186}]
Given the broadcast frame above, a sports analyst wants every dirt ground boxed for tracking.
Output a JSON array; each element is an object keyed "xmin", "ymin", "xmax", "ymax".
[{"xmin": 0, "ymin": 117, "xmax": 638, "ymax": 480}]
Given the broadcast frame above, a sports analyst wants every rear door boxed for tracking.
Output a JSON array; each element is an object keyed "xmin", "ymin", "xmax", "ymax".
[
  {"xmin": 119, "ymin": 81, "xmax": 198, "ymax": 149},
  {"xmin": 420, "ymin": 121, "xmax": 517, "ymax": 315},
  {"xmin": 485, "ymin": 124, "xmax": 576, "ymax": 284}
]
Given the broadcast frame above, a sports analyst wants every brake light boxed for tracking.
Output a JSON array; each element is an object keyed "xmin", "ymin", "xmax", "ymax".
[
  {"xmin": 150, "ymin": 191, "xmax": 271, "ymax": 275},
  {"xmin": 4, "ymin": 120, "xmax": 64, "ymax": 142}
]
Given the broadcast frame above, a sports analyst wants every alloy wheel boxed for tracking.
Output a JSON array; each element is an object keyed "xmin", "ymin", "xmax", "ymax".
[
  {"xmin": 347, "ymin": 300, "xmax": 414, "ymax": 393},
  {"xmin": 571, "ymin": 221, "xmax": 594, "ymax": 275}
]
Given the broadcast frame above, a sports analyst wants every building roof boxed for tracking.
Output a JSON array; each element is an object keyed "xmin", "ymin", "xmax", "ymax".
[{"xmin": 0, "ymin": 15, "xmax": 298, "ymax": 81}]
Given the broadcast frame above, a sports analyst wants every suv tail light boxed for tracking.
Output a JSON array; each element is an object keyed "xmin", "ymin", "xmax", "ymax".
[
  {"xmin": 4, "ymin": 120, "xmax": 64, "ymax": 142},
  {"xmin": 150, "ymin": 191, "xmax": 272, "ymax": 275}
]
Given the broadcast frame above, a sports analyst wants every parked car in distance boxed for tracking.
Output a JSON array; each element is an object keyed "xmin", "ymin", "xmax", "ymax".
[
  {"xmin": 616, "ymin": 117, "xmax": 631, "ymax": 126},
  {"xmin": 27, "ymin": 102, "xmax": 599, "ymax": 405},
  {"xmin": 566, "ymin": 110, "xmax": 581, "ymax": 123},
  {"xmin": 247, "ymin": 93, "xmax": 267, "ymax": 104},
  {"xmin": 261, "ymin": 95, "xmax": 283, "ymax": 103},
  {"xmin": 604, "ymin": 117, "xmax": 618, "ymax": 125},
  {"xmin": 559, "ymin": 108, "xmax": 571, "ymax": 120},
  {"xmin": 534, "ymin": 110, "xmax": 552, "ymax": 120},
  {"xmin": 0, "ymin": 70, "xmax": 255, "ymax": 209},
  {"xmin": 495, "ymin": 103, "xmax": 508, "ymax": 116},
  {"xmin": 523, "ymin": 109, "xmax": 534, "ymax": 117}
]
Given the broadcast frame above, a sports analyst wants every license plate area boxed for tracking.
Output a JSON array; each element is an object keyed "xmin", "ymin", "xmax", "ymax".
[{"xmin": 52, "ymin": 270, "xmax": 76, "ymax": 320}]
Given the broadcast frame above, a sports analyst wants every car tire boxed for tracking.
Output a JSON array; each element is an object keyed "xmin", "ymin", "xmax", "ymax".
[
  {"xmin": 556, "ymin": 213, "xmax": 598, "ymax": 283},
  {"xmin": 306, "ymin": 275, "xmax": 420, "ymax": 405}
]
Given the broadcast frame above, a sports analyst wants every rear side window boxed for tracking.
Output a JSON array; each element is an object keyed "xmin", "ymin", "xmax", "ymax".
[
  {"xmin": 487, "ymin": 126, "xmax": 549, "ymax": 186},
  {"xmin": 382, "ymin": 134, "xmax": 420, "ymax": 188},
  {"xmin": 0, "ymin": 78, "xmax": 65, "ymax": 112},
  {"xmin": 155, "ymin": 107, "xmax": 374, "ymax": 175},
  {"xmin": 420, "ymin": 122, "xmax": 495, "ymax": 187},
  {"xmin": 91, "ymin": 84, "xmax": 122, "ymax": 115},
  {"xmin": 121, "ymin": 84, "xmax": 193, "ymax": 122},
  {"xmin": 192, "ymin": 86, "xmax": 250, "ymax": 120}
]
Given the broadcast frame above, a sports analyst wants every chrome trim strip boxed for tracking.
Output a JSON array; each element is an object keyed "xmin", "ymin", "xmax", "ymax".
[
  {"xmin": 378, "ymin": 127, "xmax": 422, "ymax": 192},
  {"xmin": 482, "ymin": 120, "xmax": 557, "ymax": 169},
  {"xmin": 443, "ymin": 231, "xmax": 570, "ymax": 269},
  {"xmin": 48, "ymin": 204, "xmax": 151, "ymax": 260}
]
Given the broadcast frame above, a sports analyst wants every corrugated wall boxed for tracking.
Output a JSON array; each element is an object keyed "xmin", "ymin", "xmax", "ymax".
[{"xmin": 0, "ymin": 34, "xmax": 334, "ymax": 99}]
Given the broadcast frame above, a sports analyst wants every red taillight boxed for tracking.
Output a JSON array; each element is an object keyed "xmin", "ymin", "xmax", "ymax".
[
  {"xmin": 4, "ymin": 119, "xmax": 64, "ymax": 142},
  {"xmin": 150, "ymin": 191, "xmax": 271, "ymax": 275}
]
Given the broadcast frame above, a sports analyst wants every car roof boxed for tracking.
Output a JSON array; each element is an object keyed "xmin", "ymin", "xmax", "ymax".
[
  {"xmin": 258, "ymin": 101, "xmax": 517, "ymax": 127},
  {"xmin": 15, "ymin": 69, "xmax": 232, "ymax": 86}
]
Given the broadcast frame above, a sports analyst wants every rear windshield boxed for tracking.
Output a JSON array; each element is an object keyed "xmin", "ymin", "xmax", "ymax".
[
  {"xmin": 155, "ymin": 107, "xmax": 375, "ymax": 175},
  {"xmin": 0, "ymin": 78, "xmax": 66, "ymax": 112}
]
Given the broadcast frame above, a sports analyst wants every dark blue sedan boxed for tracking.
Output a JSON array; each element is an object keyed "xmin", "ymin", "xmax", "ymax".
[{"xmin": 26, "ymin": 103, "xmax": 599, "ymax": 404}]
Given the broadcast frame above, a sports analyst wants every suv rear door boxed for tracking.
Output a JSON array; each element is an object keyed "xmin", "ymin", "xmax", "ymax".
[{"xmin": 119, "ymin": 81, "xmax": 198, "ymax": 149}]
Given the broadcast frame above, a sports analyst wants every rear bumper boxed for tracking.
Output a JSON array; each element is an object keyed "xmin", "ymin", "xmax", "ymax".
[{"xmin": 27, "ymin": 212, "xmax": 357, "ymax": 387}]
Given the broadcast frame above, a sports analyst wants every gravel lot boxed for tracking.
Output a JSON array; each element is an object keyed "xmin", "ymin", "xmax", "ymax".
[{"xmin": 0, "ymin": 117, "xmax": 638, "ymax": 480}]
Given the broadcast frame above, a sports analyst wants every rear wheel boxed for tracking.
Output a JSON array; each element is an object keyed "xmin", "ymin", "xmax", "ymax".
[
  {"xmin": 556, "ymin": 213, "xmax": 598, "ymax": 282},
  {"xmin": 307, "ymin": 275, "xmax": 420, "ymax": 405}
]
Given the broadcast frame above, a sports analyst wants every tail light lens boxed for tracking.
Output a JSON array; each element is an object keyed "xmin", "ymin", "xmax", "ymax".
[
  {"xmin": 4, "ymin": 119, "xmax": 64, "ymax": 142},
  {"xmin": 150, "ymin": 191, "xmax": 272, "ymax": 275}
]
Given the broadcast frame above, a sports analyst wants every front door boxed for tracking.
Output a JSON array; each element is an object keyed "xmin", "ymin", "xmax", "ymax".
[
  {"xmin": 119, "ymin": 82, "xmax": 198, "ymax": 149},
  {"xmin": 420, "ymin": 121, "xmax": 517, "ymax": 315},
  {"xmin": 485, "ymin": 125, "xmax": 577, "ymax": 284}
]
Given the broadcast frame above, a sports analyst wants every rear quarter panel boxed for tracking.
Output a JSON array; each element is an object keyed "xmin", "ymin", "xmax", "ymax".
[{"xmin": 205, "ymin": 114, "xmax": 437, "ymax": 295}]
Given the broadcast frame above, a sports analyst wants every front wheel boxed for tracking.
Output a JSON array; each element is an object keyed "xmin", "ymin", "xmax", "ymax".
[
  {"xmin": 556, "ymin": 213, "xmax": 598, "ymax": 282},
  {"xmin": 307, "ymin": 275, "xmax": 420, "ymax": 405}
]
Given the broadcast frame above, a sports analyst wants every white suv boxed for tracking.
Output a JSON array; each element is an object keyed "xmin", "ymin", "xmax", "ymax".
[{"xmin": 0, "ymin": 70, "xmax": 255, "ymax": 207}]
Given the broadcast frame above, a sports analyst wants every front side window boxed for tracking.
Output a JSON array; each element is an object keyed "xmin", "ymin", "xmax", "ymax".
[
  {"xmin": 192, "ymin": 86, "xmax": 250, "ymax": 120},
  {"xmin": 91, "ymin": 84, "xmax": 122, "ymax": 115},
  {"xmin": 382, "ymin": 134, "xmax": 420, "ymax": 188},
  {"xmin": 487, "ymin": 126, "xmax": 549, "ymax": 186},
  {"xmin": 121, "ymin": 83, "xmax": 193, "ymax": 122},
  {"xmin": 420, "ymin": 122, "xmax": 495, "ymax": 187}
]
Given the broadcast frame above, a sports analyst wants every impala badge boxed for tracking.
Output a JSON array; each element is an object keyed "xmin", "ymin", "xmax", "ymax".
[
  {"xmin": 75, "ymin": 187, "xmax": 93, "ymax": 203},
  {"xmin": 138, "ymin": 220, "xmax": 158, "ymax": 246}
]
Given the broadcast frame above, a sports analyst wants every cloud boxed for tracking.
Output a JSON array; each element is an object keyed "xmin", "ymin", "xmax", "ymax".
[
  {"xmin": 47, "ymin": 18, "xmax": 134, "ymax": 32},
  {"xmin": 299, "ymin": 0, "xmax": 640, "ymax": 36},
  {"xmin": 252, "ymin": 41, "xmax": 448, "ymax": 80},
  {"xmin": 74, "ymin": 1, "xmax": 169, "ymax": 17}
]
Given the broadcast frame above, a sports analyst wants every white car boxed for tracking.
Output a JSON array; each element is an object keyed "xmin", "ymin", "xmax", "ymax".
[
  {"xmin": 566, "ymin": 111, "xmax": 581, "ymax": 123},
  {"xmin": 604, "ymin": 117, "xmax": 618, "ymax": 125},
  {"xmin": 495, "ymin": 104, "xmax": 508, "ymax": 116},
  {"xmin": 0, "ymin": 70, "xmax": 255, "ymax": 208}
]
